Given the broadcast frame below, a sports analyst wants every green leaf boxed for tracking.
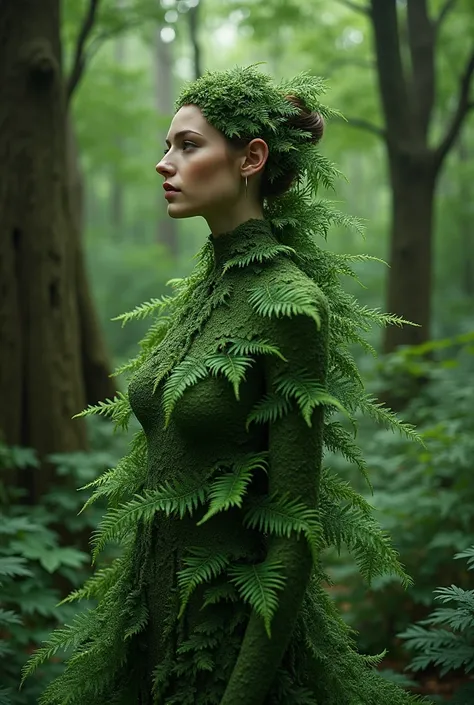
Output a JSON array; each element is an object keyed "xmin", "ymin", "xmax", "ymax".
[
  {"xmin": 197, "ymin": 452, "xmax": 269, "ymax": 525},
  {"xmin": 161, "ymin": 356, "xmax": 209, "ymax": 426},
  {"xmin": 275, "ymin": 371, "xmax": 347, "ymax": 426},
  {"xmin": 177, "ymin": 548, "xmax": 231, "ymax": 617},
  {"xmin": 244, "ymin": 494, "xmax": 322, "ymax": 564},
  {"xmin": 110, "ymin": 295, "xmax": 174, "ymax": 327},
  {"xmin": 248, "ymin": 281, "xmax": 321, "ymax": 328},
  {"xmin": 0, "ymin": 556, "xmax": 32, "ymax": 579},
  {"xmin": 205, "ymin": 352, "xmax": 254, "ymax": 401},
  {"xmin": 229, "ymin": 558, "xmax": 286, "ymax": 637},
  {"xmin": 222, "ymin": 243, "xmax": 296, "ymax": 272},
  {"xmin": 91, "ymin": 478, "xmax": 209, "ymax": 562},
  {"xmin": 245, "ymin": 393, "xmax": 292, "ymax": 431},
  {"xmin": 226, "ymin": 336, "xmax": 287, "ymax": 361}
]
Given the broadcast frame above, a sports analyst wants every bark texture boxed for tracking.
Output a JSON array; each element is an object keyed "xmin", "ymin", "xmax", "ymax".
[
  {"xmin": 0, "ymin": 0, "xmax": 88, "ymax": 500},
  {"xmin": 367, "ymin": 0, "xmax": 474, "ymax": 352}
]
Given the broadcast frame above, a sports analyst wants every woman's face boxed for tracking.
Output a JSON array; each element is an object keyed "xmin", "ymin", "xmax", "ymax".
[{"xmin": 156, "ymin": 105, "xmax": 244, "ymax": 220}]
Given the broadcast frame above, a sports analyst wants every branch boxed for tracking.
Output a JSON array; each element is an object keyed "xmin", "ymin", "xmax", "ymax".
[
  {"xmin": 66, "ymin": 0, "xmax": 101, "ymax": 104},
  {"xmin": 435, "ymin": 0, "xmax": 458, "ymax": 33},
  {"xmin": 334, "ymin": 0, "xmax": 371, "ymax": 15},
  {"xmin": 338, "ymin": 115, "xmax": 387, "ymax": 140},
  {"xmin": 435, "ymin": 48, "xmax": 474, "ymax": 168},
  {"xmin": 370, "ymin": 0, "xmax": 411, "ymax": 140},
  {"xmin": 407, "ymin": 0, "xmax": 435, "ymax": 139}
]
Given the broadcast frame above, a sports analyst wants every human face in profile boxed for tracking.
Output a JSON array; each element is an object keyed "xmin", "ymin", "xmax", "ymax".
[{"xmin": 156, "ymin": 104, "xmax": 245, "ymax": 224}]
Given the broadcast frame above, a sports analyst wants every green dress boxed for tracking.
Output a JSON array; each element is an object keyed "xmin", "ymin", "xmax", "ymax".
[{"xmin": 27, "ymin": 218, "xmax": 426, "ymax": 705}]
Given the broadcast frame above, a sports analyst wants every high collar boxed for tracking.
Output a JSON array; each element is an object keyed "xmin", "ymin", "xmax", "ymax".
[{"xmin": 208, "ymin": 218, "xmax": 277, "ymax": 271}]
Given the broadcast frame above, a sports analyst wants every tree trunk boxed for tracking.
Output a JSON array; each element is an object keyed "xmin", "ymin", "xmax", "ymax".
[
  {"xmin": 0, "ymin": 0, "xmax": 87, "ymax": 501},
  {"xmin": 368, "ymin": 0, "xmax": 474, "ymax": 357},
  {"xmin": 383, "ymin": 149, "xmax": 437, "ymax": 352}
]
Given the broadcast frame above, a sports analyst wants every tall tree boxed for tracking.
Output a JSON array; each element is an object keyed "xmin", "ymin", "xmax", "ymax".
[
  {"xmin": 341, "ymin": 0, "xmax": 474, "ymax": 351},
  {"xmin": 0, "ymin": 0, "xmax": 115, "ymax": 502}
]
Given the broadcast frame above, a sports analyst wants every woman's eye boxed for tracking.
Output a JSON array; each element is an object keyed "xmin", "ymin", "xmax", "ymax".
[{"xmin": 163, "ymin": 141, "xmax": 195, "ymax": 156}]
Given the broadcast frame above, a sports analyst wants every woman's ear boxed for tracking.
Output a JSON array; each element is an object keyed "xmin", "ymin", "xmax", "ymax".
[{"xmin": 241, "ymin": 138, "xmax": 269, "ymax": 179}]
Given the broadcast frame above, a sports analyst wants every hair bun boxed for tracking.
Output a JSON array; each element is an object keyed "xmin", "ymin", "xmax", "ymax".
[{"xmin": 284, "ymin": 95, "xmax": 324, "ymax": 144}]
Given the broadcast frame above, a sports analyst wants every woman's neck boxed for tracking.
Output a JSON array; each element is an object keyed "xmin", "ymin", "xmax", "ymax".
[{"xmin": 205, "ymin": 201, "xmax": 265, "ymax": 239}]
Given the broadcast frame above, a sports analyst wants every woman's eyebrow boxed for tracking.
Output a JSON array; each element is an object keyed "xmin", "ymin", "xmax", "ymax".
[{"xmin": 165, "ymin": 130, "xmax": 203, "ymax": 146}]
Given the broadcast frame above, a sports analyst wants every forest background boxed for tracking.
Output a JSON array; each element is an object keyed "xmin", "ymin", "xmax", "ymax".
[{"xmin": 1, "ymin": 0, "xmax": 474, "ymax": 703}]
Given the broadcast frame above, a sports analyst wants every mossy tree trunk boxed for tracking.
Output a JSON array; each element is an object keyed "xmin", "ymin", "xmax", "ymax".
[{"xmin": 0, "ymin": 0, "xmax": 115, "ymax": 502}]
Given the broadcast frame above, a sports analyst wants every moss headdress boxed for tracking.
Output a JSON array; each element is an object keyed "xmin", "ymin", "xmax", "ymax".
[{"xmin": 176, "ymin": 64, "xmax": 337, "ymax": 195}]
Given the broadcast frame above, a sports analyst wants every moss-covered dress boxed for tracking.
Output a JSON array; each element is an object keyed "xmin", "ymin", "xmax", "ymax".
[{"xmin": 29, "ymin": 218, "xmax": 426, "ymax": 705}]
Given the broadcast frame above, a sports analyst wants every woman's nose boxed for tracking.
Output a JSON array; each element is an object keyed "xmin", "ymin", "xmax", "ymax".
[{"xmin": 156, "ymin": 158, "xmax": 174, "ymax": 177}]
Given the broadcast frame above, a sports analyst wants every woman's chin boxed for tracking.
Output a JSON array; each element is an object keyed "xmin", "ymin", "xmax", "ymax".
[{"xmin": 167, "ymin": 203, "xmax": 195, "ymax": 219}]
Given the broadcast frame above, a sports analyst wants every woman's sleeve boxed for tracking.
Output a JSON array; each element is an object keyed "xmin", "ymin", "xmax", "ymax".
[{"xmin": 220, "ymin": 277, "xmax": 329, "ymax": 705}]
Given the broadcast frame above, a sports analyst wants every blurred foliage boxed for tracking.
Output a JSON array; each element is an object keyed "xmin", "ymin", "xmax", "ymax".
[
  {"xmin": 0, "ymin": 417, "xmax": 135, "ymax": 703},
  {"xmin": 326, "ymin": 334, "xmax": 474, "ymax": 670},
  {"xmin": 399, "ymin": 546, "xmax": 474, "ymax": 705}
]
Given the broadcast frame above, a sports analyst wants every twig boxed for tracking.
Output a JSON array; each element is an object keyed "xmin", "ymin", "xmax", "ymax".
[
  {"xmin": 435, "ymin": 0, "xmax": 458, "ymax": 33},
  {"xmin": 435, "ymin": 48, "xmax": 474, "ymax": 168},
  {"xmin": 340, "ymin": 116, "xmax": 387, "ymax": 140},
  {"xmin": 66, "ymin": 0, "xmax": 101, "ymax": 104}
]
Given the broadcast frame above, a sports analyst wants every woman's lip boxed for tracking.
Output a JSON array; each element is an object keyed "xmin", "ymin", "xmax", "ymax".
[{"xmin": 164, "ymin": 190, "xmax": 180, "ymax": 199}]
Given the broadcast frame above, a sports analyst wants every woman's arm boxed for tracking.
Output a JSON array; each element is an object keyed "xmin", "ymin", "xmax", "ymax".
[{"xmin": 221, "ymin": 287, "xmax": 329, "ymax": 705}]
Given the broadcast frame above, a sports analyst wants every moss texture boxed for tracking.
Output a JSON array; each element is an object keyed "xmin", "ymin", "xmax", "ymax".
[{"xmin": 24, "ymin": 219, "xmax": 429, "ymax": 704}]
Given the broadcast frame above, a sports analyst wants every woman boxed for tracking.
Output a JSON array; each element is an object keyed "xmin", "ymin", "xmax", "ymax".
[{"xmin": 25, "ymin": 66, "xmax": 425, "ymax": 704}]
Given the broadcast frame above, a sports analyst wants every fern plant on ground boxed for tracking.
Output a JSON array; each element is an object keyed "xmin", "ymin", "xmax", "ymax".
[
  {"xmin": 0, "ymin": 417, "xmax": 128, "ymax": 704},
  {"xmin": 325, "ymin": 335, "xmax": 474, "ymax": 669},
  {"xmin": 399, "ymin": 546, "xmax": 474, "ymax": 705}
]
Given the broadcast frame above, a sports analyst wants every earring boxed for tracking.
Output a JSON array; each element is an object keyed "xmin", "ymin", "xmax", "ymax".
[{"xmin": 245, "ymin": 176, "xmax": 248, "ymax": 196}]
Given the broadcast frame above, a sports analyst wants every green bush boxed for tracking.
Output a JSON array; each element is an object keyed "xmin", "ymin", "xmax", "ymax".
[
  {"xmin": 326, "ymin": 334, "xmax": 474, "ymax": 658},
  {"xmin": 399, "ymin": 546, "xmax": 474, "ymax": 705},
  {"xmin": 0, "ymin": 418, "xmax": 129, "ymax": 703}
]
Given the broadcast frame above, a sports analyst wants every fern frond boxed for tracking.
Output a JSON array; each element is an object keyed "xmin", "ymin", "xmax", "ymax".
[
  {"xmin": 320, "ymin": 467, "xmax": 373, "ymax": 515},
  {"xmin": 0, "ymin": 608, "xmax": 22, "ymax": 628},
  {"xmin": 91, "ymin": 478, "xmax": 209, "ymax": 562},
  {"xmin": 226, "ymin": 337, "xmax": 287, "ymax": 362},
  {"xmin": 161, "ymin": 357, "xmax": 209, "ymax": 425},
  {"xmin": 0, "ymin": 556, "xmax": 32, "ymax": 579},
  {"xmin": 320, "ymin": 502, "xmax": 411, "ymax": 587},
  {"xmin": 177, "ymin": 548, "xmax": 231, "ymax": 617},
  {"xmin": 71, "ymin": 392, "xmax": 131, "ymax": 432},
  {"xmin": 358, "ymin": 306, "xmax": 418, "ymax": 329},
  {"xmin": 205, "ymin": 352, "xmax": 254, "ymax": 401},
  {"xmin": 197, "ymin": 452, "xmax": 269, "ymax": 524},
  {"xmin": 21, "ymin": 609, "xmax": 97, "ymax": 683},
  {"xmin": 202, "ymin": 582, "xmax": 239, "ymax": 607},
  {"xmin": 245, "ymin": 393, "xmax": 292, "ymax": 431},
  {"xmin": 359, "ymin": 395, "xmax": 423, "ymax": 444},
  {"xmin": 111, "ymin": 295, "xmax": 174, "ymax": 327},
  {"xmin": 275, "ymin": 371, "xmax": 347, "ymax": 426},
  {"xmin": 222, "ymin": 244, "xmax": 296, "ymax": 272},
  {"xmin": 248, "ymin": 281, "xmax": 321, "ymax": 328},
  {"xmin": 229, "ymin": 558, "xmax": 286, "ymax": 637},
  {"xmin": 58, "ymin": 557, "xmax": 125, "ymax": 606},
  {"xmin": 79, "ymin": 432, "xmax": 147, "ymax": 512},
  {"xmin": 244, "ymin": 493, "xmax": 322, "ymax": 563},
  {"xmin": 124, "ymin": 601, "xmax": 149, "ymax": 640},
  {"xmin": 455, "ymin": 546, "xmax": 474, "ymax": 569},
  {"xmin": 323, "ymin": 422, "xmax": 372, "ymax": 490}
]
